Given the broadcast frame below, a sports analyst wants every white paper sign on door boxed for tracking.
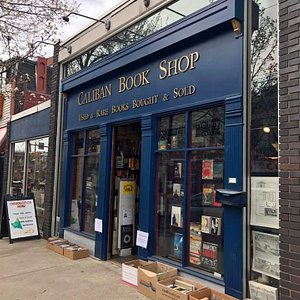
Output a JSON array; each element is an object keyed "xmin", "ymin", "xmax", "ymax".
[
  {"xmin": 136, "ymin": 230, "xmax": 149, "ymax": 248},
  {"xmin": 94, "ymin": 218, "xmax": 103, "ymax": 233}
]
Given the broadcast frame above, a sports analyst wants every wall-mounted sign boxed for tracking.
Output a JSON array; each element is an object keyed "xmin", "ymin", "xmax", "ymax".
[{"xmin": 0, "ymin": 195, "xmax": 40, "ymax": 243}]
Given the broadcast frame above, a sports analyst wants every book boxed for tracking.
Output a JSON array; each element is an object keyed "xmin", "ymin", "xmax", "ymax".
[
  {"xmin": 213, "ymin": 161, "xmax": 223, "ymax": 179},
  {"xmin": 173, "ymin": 232, "xmax": 183, "ymax": 258},
  {"xmin": 174, "ymin": 162, "xmax": 183, "ymax": 178},
  {"xmin": 201, "ymin": 215, "xmax": 212, "ymax": 234},
  {"xmin": 202, "ymin": 160, "xmax": 213, "ymax": 179},
  {"xmin": 201, "ymin": 242, "xmax": 218, "ymax": 270},
  {"xmin": 173, "ymin": 183, "xmax": 183, "ymax": 198},
  {"xmin": 211, "ymin": 217, "xmax": 222, "ymax": 235},
  {"xmin": 171, "ymin": 206, "xmax": 182, "ymax": 227},
  {"xmin": 189, "ymin": 222, "xmax": 201, "ymax": 265},
  {"xmin": 202, "ymin": 184, "xmax": 215, "ymax": 205},
  {"xmin": 174, "ymin": 280, "xmax": 195, "ymax": 292}
]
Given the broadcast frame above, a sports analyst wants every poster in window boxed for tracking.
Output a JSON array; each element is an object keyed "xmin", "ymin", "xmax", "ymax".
[
  {"xmin": 249, "ymin": 281, "xmax": 278, "ymax": 300},
  {"xmin": 252, "ymin": 231, "xmax": 279, "ymax": 279},
  {"xmin": 202, "ymin": 160, "xmax": 213, "ymax": 179},
  {"xmin": 250, "ymin": 177, "xmax": 279, "ymax": 229}
]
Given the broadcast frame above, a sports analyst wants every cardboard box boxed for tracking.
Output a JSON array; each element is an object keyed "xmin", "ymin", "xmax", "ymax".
[
  {"xmin": 189, "ymin": 288, "xmax": 238, "ymax": 300},
  {"xmin": 47, "ymin": 238, "xmax": 68, "ymax": 252},
  {"xmin": 52, "ymin": 241, "xmax": 72, "ymax": 255},
  {"xmin": 64, "ymin": 246, "xmax": 89, "ymax": 260},
  {"xmin": 47, "ymin": 236, "xmax": 60, "ymax": 243},
  {"xmin": 122, "ymin": 259, "xmax": 151, "ymax": 287},
  {"xmin": 137, "ymin": 262, "xmax": 177, "ymax": 300},
  {"xmin": 156, "ymin": 276, "xmax": 207, "ymax": 300}
]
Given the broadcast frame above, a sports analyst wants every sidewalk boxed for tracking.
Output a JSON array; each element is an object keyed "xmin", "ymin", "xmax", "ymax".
[{"xmin": 0, "ymin": 238, "xmax": 148, "ymax": 300}]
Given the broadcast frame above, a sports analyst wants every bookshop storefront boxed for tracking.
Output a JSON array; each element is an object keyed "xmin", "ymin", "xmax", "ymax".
[{"xmin": 59, "ymin": 1, "xmax": 245, "ymax": 298}]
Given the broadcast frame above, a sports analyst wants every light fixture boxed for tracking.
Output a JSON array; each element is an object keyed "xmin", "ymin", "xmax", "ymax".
[
  {"xmin": 231, "ymin": 19, "xmax": 241, "ymax": 36},
  {"xmin": 62, "ymin": 12, "xmax": 111, "ymax": 30},
  {"xmin": 29, "ymin": 41, "xmax": 72, "ymax": 54},
  {"xmin": 144, "ymin": 0, "xmax": 150, "ymax": 7},
  {"xmin": 263, "ymin": 127, "xmax": 271, "ymax": 133}
]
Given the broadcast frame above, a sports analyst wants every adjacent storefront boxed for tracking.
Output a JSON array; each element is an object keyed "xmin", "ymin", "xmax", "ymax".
[{"xmin": 8, "ymin": 102, "xmax": 50, "ymax": 234}]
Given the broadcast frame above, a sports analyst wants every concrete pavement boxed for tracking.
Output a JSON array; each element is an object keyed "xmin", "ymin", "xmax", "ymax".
[{"xmin": 0, "ymin": 238, "xmax": 148, "ymax": 300}]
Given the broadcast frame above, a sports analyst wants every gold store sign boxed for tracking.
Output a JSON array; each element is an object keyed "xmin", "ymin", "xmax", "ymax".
[{"xmin": 76, "ymin": 51, "xmax": 200, "ymax": 121}]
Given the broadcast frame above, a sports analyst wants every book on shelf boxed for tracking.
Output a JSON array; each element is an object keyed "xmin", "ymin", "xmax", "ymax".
[
  {"xmin": 202, "ymin": 184, "xmax": 215, "ymax": 205},
  {"xmin": 174, "ymin": 162, "xmax": 183, "ymax": 178},
  {"xmin": 189, "ymin": 222, "xmax": 201, "ymax": 265},
  {"xmin": 201, "ymin": 215, "xmax": 212, "ymax": 234},
  {"xmin": 173, "ymin": 183, "xmax": 183, "ymax": 198},
  {"xmin": 173, "ymin": 232, "xmax": 183, "ymax": 258},
  {"xmin": 171, "ymin": 206, "xmax": 182, "ymax": 227},
  {"xmin": 211, "ymin": 217, "xmax": 222, "ymax": 235},
  {"xmin": 213, "ymin": 161, "xmax": 223, "ymax": 179},
  {"xmin": 201, "ymin": 242, "xmax": 219, "ymax": 270},
  {"xmin": 202, "ymin": 159, "xmax": 213, "ymax": 180}
]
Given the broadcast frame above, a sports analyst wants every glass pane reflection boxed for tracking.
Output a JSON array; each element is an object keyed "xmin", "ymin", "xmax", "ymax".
[{"xmin": 65, "ymin": 0, "xmax": 220, "ymax": 77}]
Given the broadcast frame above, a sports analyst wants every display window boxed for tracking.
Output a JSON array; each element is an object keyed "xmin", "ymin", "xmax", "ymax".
[
  {"xmin": 249, "ymin": 0, "xmax": 279, "ymax": 298},
  {"xmin": 10, "ymin": 141, "xmax": 26, "ymax": 196},
  {"xmin": 9, "ymin": 138, "xmax": 49, "ymax": 232},
  {"xmin": 155, "ymin": 106, "xmax": 225, "ymax": 277},
  {"xmin": 69, "ymin": 129, "xmax": 100, "ymax": 234},
  {"xmin": 27, "ymin": 137, "xmax": 49, "ymax": 232}
]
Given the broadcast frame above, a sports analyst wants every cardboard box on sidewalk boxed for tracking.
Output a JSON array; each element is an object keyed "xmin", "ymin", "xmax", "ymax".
[
  {"xmin": 47, "ymin": 236, "xmax": 60, "ymax": 243},
  {"xmin": 137, "ymin": 262, "xmax": 177, "ymax": 300},
  {"xmin": 189, "ymin": 287, "xmax": 238, "ymax": 300},
  {"xmin": 156, "ymin": 276, "xmax": 207, "ymax": 300},
  {"xmin": 64, "ymin": 246, "xmax": 89, "ymax": 260},
  {"xmin": 122, "ymin": 259, "xmax": 151, "ymax": 287},
  {"xmin": 47, "ymin": 238, "xmax": 68, "ymax": 252},
  {"xmin": 52, "ymin": 241, "xmax": 72, "ymax": 255}
]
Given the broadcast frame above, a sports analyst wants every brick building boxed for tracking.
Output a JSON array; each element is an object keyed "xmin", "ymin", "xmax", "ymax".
[{"xmin": 279, "ymin": 1, "xmax": 300, "ymax": 299}]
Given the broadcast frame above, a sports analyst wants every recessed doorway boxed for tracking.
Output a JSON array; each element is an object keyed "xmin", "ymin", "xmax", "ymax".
[{"xmin": 109, "ymin": 122, "xmax": 141, "ymax": 260}]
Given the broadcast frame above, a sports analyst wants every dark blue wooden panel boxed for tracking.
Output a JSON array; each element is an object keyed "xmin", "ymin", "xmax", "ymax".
[
  {"xmin": 223, "ymin": 94, "xmax": 244, "ymax": 298},
  {"xmin": 138, "ymin": 115, "xmax": 156, "ymax": 259},
  {"xmin": 10, "ymin": 108, "xmax": 50, "ymax": 141},
  {"xmin": 95, "ymin": 124, "xmax": 112, "ymax": 260}
]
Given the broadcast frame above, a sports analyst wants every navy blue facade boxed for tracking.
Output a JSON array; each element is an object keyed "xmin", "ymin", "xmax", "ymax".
[
  {"xmin": 60, "ymin": 1, "xmax": 245, "ymax": 298},
  {"xmin": 10, "ymin": 108, "xmax": 50, "ymax": 141}
]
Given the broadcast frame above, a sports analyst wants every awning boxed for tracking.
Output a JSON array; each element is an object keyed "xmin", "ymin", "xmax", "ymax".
[{"xmin": 0, "ymin": 126, "xmax": 7, "ymax": 152}]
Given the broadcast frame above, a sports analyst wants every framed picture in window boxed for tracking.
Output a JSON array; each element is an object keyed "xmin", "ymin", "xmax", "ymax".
[
  {"xmin": 250, "ymin": 177, "xmax": 279, "ymax": 229},
  {"xmin": 252, "ymin": 231, "xmax": 279, "ymax": 280}
]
